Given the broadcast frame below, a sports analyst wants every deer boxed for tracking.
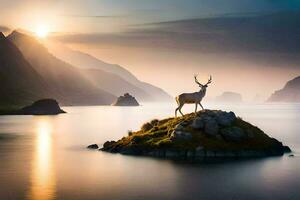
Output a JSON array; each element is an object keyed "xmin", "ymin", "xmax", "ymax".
[{"xmin": 175, "ymin": 75, "xmax": 212, "ymax": 117}]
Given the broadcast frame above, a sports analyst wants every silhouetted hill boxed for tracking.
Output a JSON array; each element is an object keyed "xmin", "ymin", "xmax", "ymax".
[
  {"xmin": 47, "ymin": 42, "xmax": 172, "ymax": 101},
  {"xmin": 8, "ymin": 31, "xmax": 115, "ymax": 105},
  {"xmin": 268, "ymin": 76, "xmax": 300, "ymax": 102},
  {"xmin": 0, "ymin": 32, "xmax": 50, "ymax": 106},
  {"xmin": 20, "ymin": 99, "xmax": 66, "ymax": 115},
  {"xmin": 215, "ymin": 92, "xmax": 243, "ymax": 103},
  {"xmin": 81, "ymin": 69, "xmax": 152, "ymax": 100}
]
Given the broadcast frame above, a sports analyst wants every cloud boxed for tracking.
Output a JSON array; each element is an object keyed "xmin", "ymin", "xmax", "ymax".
[
  {"xmin": 51, "ymin": 11, "xmax": 300, "ymax": 54},
  {"xmin": 61, "ymin": 14, "xmax": 126, "ymax": 19}
]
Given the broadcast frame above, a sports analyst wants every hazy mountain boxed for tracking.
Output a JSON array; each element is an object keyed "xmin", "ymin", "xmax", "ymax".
[
  {"xmin": 47, "ymin": 42, "xmax": 172, "ymax": 101},
  {"xmin": 81, "ymin": 69, "xmax": 152, "ymax": 101},
  {"xmin": 268, "ymin": 76, "xmax": 300, "ymax": 102},
  {"xmin": 0, "ymin": 32, "xmax": 50, "ymax": 106},
  {"xmin": 8, "ymin": 31, "xmax": 116, "ymax": 105},
  {"xmin": 215, "ymin": 92, "xmax": 243, "ymax": 103}
]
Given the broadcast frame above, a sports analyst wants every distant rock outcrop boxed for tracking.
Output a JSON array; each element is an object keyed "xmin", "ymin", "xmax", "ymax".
[
  {"xmin": 215, "ymin": 92, "xmax": 243, "ymax": 103},
  {"xmin": 19, "ymin": 99, "xmax": 66, "ymax": 115},
  {"xmin": 112, "ymin": 93, "xmax": 139, "ymax": 106},
  {"xmin": 100, "ymin": 110, "xmax": 291, "ymax": 161},
  {"xmin": 268, "ymin": 76, "xmax": 300, "ymax": 102},
  {"xmin": 87, "ymin": 144, "xmax": 99, "ymax": 149}
]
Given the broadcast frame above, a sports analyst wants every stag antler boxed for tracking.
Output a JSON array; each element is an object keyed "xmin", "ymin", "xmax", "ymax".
[
  {"xmin": 194, "ymin": 74, "xmax": 203, "ymax": 86},
  {"xmin": 205, "ymin": 75, "xmax": 212, "ymax": 85}
]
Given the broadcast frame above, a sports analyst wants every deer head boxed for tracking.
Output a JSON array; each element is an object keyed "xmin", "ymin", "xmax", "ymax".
[{"xmin": 194, "ymin": 75, "xmax": 212, "ymax": 89}]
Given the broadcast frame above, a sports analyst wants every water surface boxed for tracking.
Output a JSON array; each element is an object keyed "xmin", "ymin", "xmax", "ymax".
[{"xmin": 0, "ymin": 103, "xmax": 299, "ymax": 200}]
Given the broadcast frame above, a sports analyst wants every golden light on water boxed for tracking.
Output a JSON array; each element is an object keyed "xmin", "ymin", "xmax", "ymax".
[{"xmin": 28, "ymin": 118, "xmax": 56, "ymax": 200}]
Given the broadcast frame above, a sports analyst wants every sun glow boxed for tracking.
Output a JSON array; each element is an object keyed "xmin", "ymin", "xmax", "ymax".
[{"xmin": 35, "ymin": 25, "xmax": 49, "ymax": 38}]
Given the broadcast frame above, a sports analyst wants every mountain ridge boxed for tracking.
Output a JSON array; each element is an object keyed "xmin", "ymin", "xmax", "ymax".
[
  {"xmin": 268, "ymin": 76, "xmax": 300, "ymax": 102},
  {"xmin": 46, "ymin": 41, "xmax": 172, "ymax": 101},
  {"xmin": 0, "ymin": 31, "xmax": 51, "ymax": 106},
  {"xmin": 7, "ymin": 31, "xmax": 116, "ymax": 105}
]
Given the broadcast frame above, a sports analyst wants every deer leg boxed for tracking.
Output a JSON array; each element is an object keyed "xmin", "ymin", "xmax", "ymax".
[
  {"xmin": 178, "ymin": 104, "xmax": 184, "ymax": 116},
  {"xmin": 195, "ymin": 103, "xmax": 198, "ymax": 114},
  {"xmin": 175, "ymin": 104, "xmax": 182, "ymax": 117},
  {"xmin": 199, "ymin": 103, "xmax": 204, "ymax": 110}
]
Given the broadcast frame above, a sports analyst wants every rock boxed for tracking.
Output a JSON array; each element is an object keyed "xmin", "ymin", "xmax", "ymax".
[
  {"xmin": 187, "ymin": 151, "xmax": 194, "ymax": 158},
  {"xmin": 112, "ymin": 93, "xmax": 139, "ymax": 106},
  {"xmin": 141, "ymin": 122, "xmax": 153, "ymax": 132},
  {"xmin": 180, "ymin": 121, "xmax": 190, "ymax": 126},
  {"xmin": 216, "ymin": 134, "xmax": 223, "ymax": 140},
  {"xmin": 165, "ymin": 150, "xmax": 178, "ymax": 158},
  {"xmin": 195, "ymin": 149, "xmax": 206, "ymax": 159},
  {"xmin": 120, "ymin": 146, "xmax": 140, "ymax": 155},
  {"xmin": 204, "ymin": 118, "xmax": 219, "ymax": 136},
  {"xmin": 246, "ymin": 129, "xmax": 255, "ymax": 138},
  {"xmin": 175, "ymin": 123, "xmax": 185, "ymax": 131},
  {"xmin": 87, "ymin": 144, "xmax": 99, "ymax": 149},
  {"xmin": 196, "ymin": 146, "xmax": 204, "ymax": 151},
  {"xmin": 103, "ymin": 141, "xmax": 116, "ymax": 149},
  {"xmin": 216, "ymin": 111, "xmax": 236, "ymax": 126},
  {"xmin": 150, "ymin": 119, "xmax": 159, "ymax": 126},
  {"xmin": 223, "ymin": 151, "xmax": 236, "ymax": 158},
  {"xmin": 236, "ymin": 150, "xmax": 265, "ymax": 157},
  {"xmin": 220, "ymin": 126, "xmax": 246, "ymax": 142},
  {"xmin": 206, "ymin": 151, "xmax": 215, "ymax": 157},
  {"xmin": 19, "ymin": 99, "xmax": 66, "ymax": 115},
  {"xmin": 170, "ymin": 131, "xmax": 192, "ymax": 141},
  {"xmin": 215, "ymin": 151, "xmax": 226, "ymax": 157},
  {"xmin": 151, "ymin": 149, "xmax": 165, "ymax": 157},
  {"xmin": 283, "ymin": 146, "xmax": 292, "ymax": 153},
  {"xmin": 191, "ymin": 117, "xmax": 205, "ymax": 129}
]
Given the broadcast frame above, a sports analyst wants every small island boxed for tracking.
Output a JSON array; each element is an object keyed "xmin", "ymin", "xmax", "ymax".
[
  {"xmin": 100, "ymin": 110, "xmax": 291, "ymax": 161},
  {"xmin": 19, "ymin": 99, "xmax": 66, "ymax": 115},
  {"xmin": 112, "ymin": 93, "xmax": 139, "ymax": 106},
  {"xmin": 0, "ymin": 99, "xmax": 66, "ymax": 115}
]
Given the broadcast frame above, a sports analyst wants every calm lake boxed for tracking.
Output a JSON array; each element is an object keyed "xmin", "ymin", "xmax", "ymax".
[{"xmin": 0, "ymin": 103, "xmax": 299, "ymax": 200}]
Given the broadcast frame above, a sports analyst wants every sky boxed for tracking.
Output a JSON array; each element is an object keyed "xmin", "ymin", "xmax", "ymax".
[
  {"xmin": 1, "ymin": 0, "xmax": 300, "ymax": 32},
  {"xmin": 1, "ymin": 0, "xmax": 300, "ymax": 100}
]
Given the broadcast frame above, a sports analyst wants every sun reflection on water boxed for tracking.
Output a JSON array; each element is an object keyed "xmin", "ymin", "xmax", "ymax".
[{"xmin": 27, "ymin": 118, "xmax": 56, "ymax": 200}]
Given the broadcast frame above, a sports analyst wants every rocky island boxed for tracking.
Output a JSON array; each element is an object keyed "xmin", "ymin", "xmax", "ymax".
[
  {"xmin": 112, "ymin": 93, "xmax": 139, "ymax": 106},
  {"xmin": 0, "ymin": 99, "xmax": 66, "ymax": 115},
  {"xmin": 100, "ymin": 110, "xmax": 291, "ymax": 161},
  {"xmin": 19, "ymin": 99, "xmax": 66, "ymax": 115}
]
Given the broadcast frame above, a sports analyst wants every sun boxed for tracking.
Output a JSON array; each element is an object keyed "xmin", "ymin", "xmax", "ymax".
[{"xmin": 35, "ymin": 25, "xmax": 49, "ymax": 38}]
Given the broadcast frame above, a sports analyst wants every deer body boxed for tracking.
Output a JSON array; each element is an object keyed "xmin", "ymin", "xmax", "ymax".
[{"xmin": 175, "ymin": 75, "xmax": 211, "ymax": 117}]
